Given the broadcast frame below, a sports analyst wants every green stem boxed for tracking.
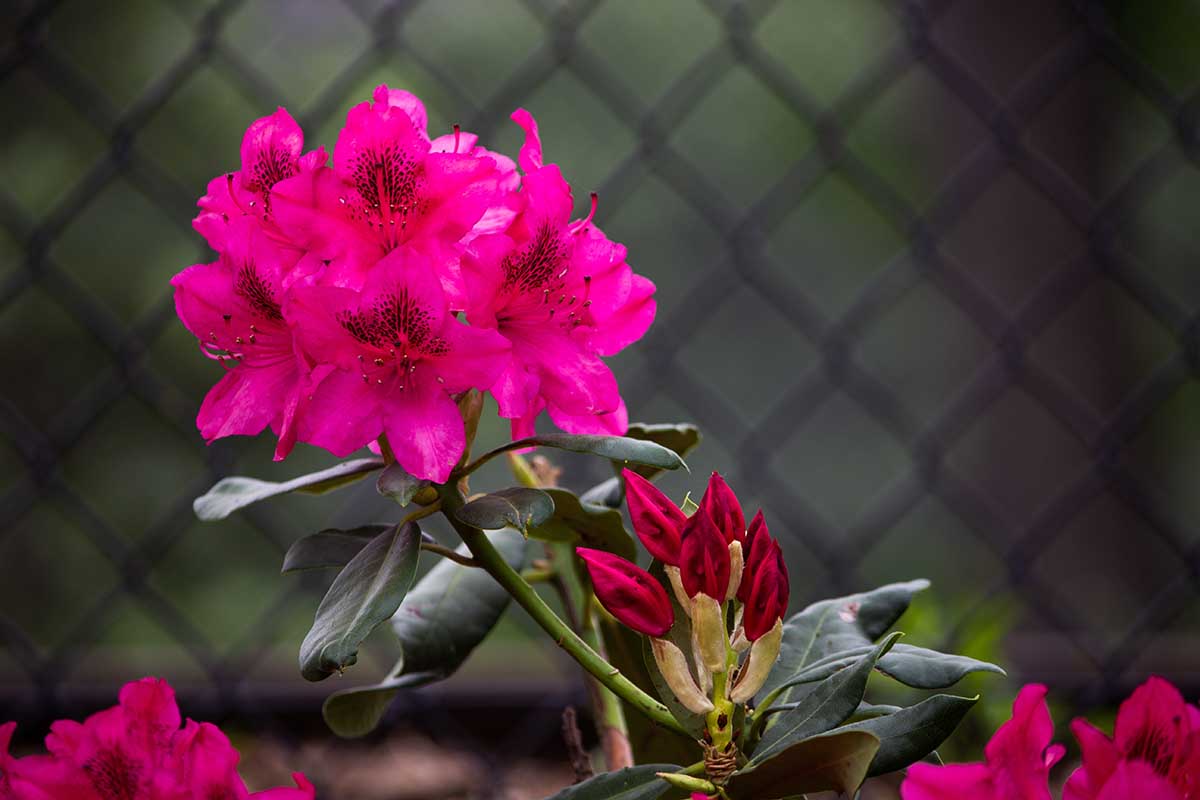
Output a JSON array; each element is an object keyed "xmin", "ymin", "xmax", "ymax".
[
  {"xmin": 582, "ymin": 613, "xmax": 634, "ymax": 769},
  {"xmin": 437, "ymin": 483, "xmax": 690, "ymax": 738}
]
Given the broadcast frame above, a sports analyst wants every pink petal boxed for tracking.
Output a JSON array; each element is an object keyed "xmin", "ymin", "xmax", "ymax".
[
  {"xmin": 251, "ymin": 772, "xmax": 317, "ymax": 799},
  {"xmin": 511, "ymin": 108, "xmax": 544, "ymax": 173},
  {"xmin": 461, "ymin": 234, "xmax": 516, "ymax": 323},
  {"xmin": 520, "ymin": 163, "xmax": 574, "ymax": 227},
  {"xmin": 985, "ymin": 684, "xmax": 1057, "ymax": 800},
  {"xmin": 576, "ymin": 548, "xmax": 673, "ymax": 637},
  {"xmin": 1096, "ymin": 761, "xmax": 1182, "ymax": 800},
  {"xmin": 435, "ymin": 320, "xmax": 510, "ymax": 395},
  {"xmin": 373, "ymin": 84, "xmax": 429, "ymax": 136},
  {"xmin": 336, "ymin": 92, "xmax": 428, "ymax": 189},
  {"xmin": 590, "ymin": 273, "xmax": 657, "ymax": 357},
  {"xmin": 901, "ymin": 762, "xmax": 995, "ymax": 799},
  {"xmin": 382, "ymin": 370, "xmax": 466, "ymax": 483},
  {"xmin": 489, "ymin": 358, "xmax": 540, "ymax": 421},
  {"xmin": 197, "ymin": 361, "xmax": 297, "ymax": 444},
  {"xmin": 526, "ymin": 335, "xmax": 621, "ymax": 417},
  {"xmin": 172, "ymin": 720, "xmax": 248, "ymax": 799},
  {"xmin": 1114, "ymin": 676, "xmax": 1189, "ymax": 762},
  {"xmin": 1065, "ymin": 718, "xmax": 1120, "ymax": 800},
  {"xmin": 296, "ymin": 368, "xmax": 385, "ymax": 458},
  {"xmin": 621, "ymin": 467, "xmax": 686, "ymax": 565},
  {"xmin": 547, "ymin": 396, "xmax": 629, "ymax": 436},
  {"xmin": 239, "ymin": 107, "xmax": 304, "ymax": 192}
]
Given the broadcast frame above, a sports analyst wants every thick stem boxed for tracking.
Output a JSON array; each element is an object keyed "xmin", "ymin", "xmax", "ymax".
[
  {"xmin": 437, "ymin": 483, "xmax": 690, "ymax": 738},
  {"xmin": 582, "ymin": 615, "xmax": 634, "ymax": 770}
]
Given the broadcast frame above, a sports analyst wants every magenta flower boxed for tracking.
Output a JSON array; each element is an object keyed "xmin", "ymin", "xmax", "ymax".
[
  {"xmin": 902, "ymin": 684, "xmax": 1064, "ymax": 800},
  {"xmin": 193, "ymin": 107, "xmax": 328, "ymax": 252},
  {"xmin": 1, "ymin": 677, "xmax": 313, "ymax": 799},
  {"xmin": 577, "ymin": 547, "xmax": 674, "ymax": 637},
  {"xmin": 696, "ymin": 472, "xmax": 745, "ymax": 545},
  {"xmin": 172, "ymin": 217, "xmax": 320, "ymax": 461},
  {"xmin": 288, "ymin": 245, "xmax": 509, "ymax": 482},
  {"xmin": 622, "ymin": 468, "xmax": 687, "ymax": 566},
  {"xmin": 742, "ymin": 537, "xmax": 788, "ymax": 642},
  {"xmin": 1065, "ymin": 676, "xmax": 1200, "ymax": 800},
  {"xmin": 271, "ymin": 85, "xmax": 518, "ymax": 303},
  {"xmin": 678, "ymin": 511, "xmax": 731, "ymax": 602},
  {"xmin": 461, "ymin": 109, "xmax": 655, "ymax": 440}
]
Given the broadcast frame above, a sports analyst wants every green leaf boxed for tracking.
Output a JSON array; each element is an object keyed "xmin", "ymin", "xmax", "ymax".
[
  {"xmin": 281, "ymin": 525, "xmax": 388, "ymax": 573},
  {"xmin": 299, "ymin": 522, "xmax": 421, "ymax": 682},
  {"xmin": 580, "ymin": 476, "xmax": 623, "ymax": 508},
  {"xmin": 456, "ymin": 487, "xmax": 555, "ymax": 531},
  {"xmin": 841, "ymin": 693, "xmax": 978, "ymax": 776},
  {"xmin": 752, "ymin": 633, "xmax": 901, "ymax": 763},
  {"xmin": 375, "ymin": 462, "xmax": 428, "ymax": 506},
  {"xmin": 322, "ymin": 529, "xmax": 526, "ymax": 737},
  {"xmin": 621, "ymin": 423, "xmax": 701, "ymax": 479},
  {"xmin": 541, "ymin": 765, "xmax": 681, "ymax": 800},
  {"xmin": 764, "ymin": 643, "xmax": 1003, "ymax": 695},
  {"xmin": 727, "ymin": 730, "xmax": 881, "ymax": 799},
  {"xmin": 528, "ymin": 489, "xmax": 637, "ymax": 561},
  {"xmin": 514, "ymin": 433, "xmax": 687, "ymax": 472},
  {"xmin": 759, "ymin": 579, "xmax": 930, "ymax": 702},
  {"xmin": 193, "ymin": 458, "xmax": 383, "ymax": 520}
]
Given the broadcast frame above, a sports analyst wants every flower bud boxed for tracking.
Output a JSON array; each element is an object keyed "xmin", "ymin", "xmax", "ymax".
[
  {"xmin": 679, "ymin": 512, "xmax": 730, "ymax": 601},
  {"xmin": 726, "ymin": 540, "xmax": 744, "ymax": 601},
  {"xmin": 743, "ymin": 539, "xmax": 789, "ymax": 642},
  {"xmin": 738, "ymin": 511, "xmax": 768, "ymax": 603},
  {"xmin": 650, "ymin": 638, "xmax": 714, "ymax": 715},
  {"xmin": 690, "ymin": 593, "xmax": 728, "ymax": 674},
  {"xmin": 655, "ymin": 771, "xmax": 718, "ymax": 794},
  {"xmin": 623, "ymin": 468, "xmax": 688, "ymax": 565},
  {"xmin": 729, "ymin": 617, "xmax": 783, "ymax": 703},
  {"xmin": 698, "ymin": 471, "xmax": 746, "ymax": 544},
  {"xmin": 577, "ymin": 548, "xmax": 673, "ymax": 637}
]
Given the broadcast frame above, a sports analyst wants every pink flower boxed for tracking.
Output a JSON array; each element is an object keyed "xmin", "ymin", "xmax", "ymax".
[
  {"xmin": 622, "ymin": 468, "xmax": 688, "ymax": 566},
  {"xmin": 271, "ymin": 85, "xmax": 517, "ymax": 303},
  {"xmin": 461, "ymin": 109, "xmax": 655, "ymax": 440},
  {"xmin": 171, "ymin": 217, "xmax": 321, "ymax": 461},
  {"xmin": 901, "ymin": 684, "xmax": 1064, "ymax": 800},
  {"xmin": 193, "ymin": 107, "xmax": 328, "ymax": 252},
  {"xmin": 1, "ymin": 677, "xmax": 314, "ymax": 799},
  {"xmin": 288, "ymin": 245, "xmax": 509, "ymax": 482},
  {"xmin": 577, "ymin": 547, "xmax": 674, "ymax": 637},
  {"xmin": 742, "ymin": 536, "xmax": 788, "ymax": 641},
  {"xmin": 1065, "ymin": 676, "xmax": 1200, "ymax": 800}
]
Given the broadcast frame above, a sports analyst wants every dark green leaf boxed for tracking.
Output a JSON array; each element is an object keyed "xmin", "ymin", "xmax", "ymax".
[
  {"xmin": 759, "ymin": 579, "xmax": 930, "ymax": 702},
  {"xmin": 528, "ymin": 489, "xmax": 637, "ymax": 561},
  {"xmin": 456, "ymin": 487, "xmax": 555, "ymax": 531},
  {"xmin": 753, "ymin": 633, "xmax": 900, "ymax": 763},
  {"xmin": 541, "ymin": 765, "xmax": 681, "ymax": 800},
  {"xmin": 727, "ymin": 730, "xmax": 880, "ymax": 799},
  {"xmin": 513, "ymin": 433, "xmax": 686, "ymax": 472},
  {"xmin": 375, "ymin": 462, "xmax": 428, "ymax": 506},
  {"xmin": 281, "ymin": 525, "xmax": 388, "ymax": 573},
  {"xmin": 841, "ymin": 693, "xmax": 978, "ymax": 775},
  {"xmin": 580, "ymin": 476, "xmax": 623, "ymax": 508},
  {"xmin": 193, "ymin": 458, "xmax": 383, "ymax": 520},
  {"xmin": 322, "ymin": 529, "xmax": 526, "ymax": 737},
  {"xmin": 299, "ymin": 522, "xmax": 421, "ymax": 682},
  {"xmin": 621, "ymin": 423, "xmax": 701, "ymax": 479},
  {"xmin": 765, "ymin": 643, "xmax": 1003, "ymax": 695}
]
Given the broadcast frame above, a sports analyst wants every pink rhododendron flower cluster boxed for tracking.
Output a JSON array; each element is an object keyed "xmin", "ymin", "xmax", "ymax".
[
  {"xmin": 173, "ymin": 87, "xmax": 656, "ymax": 482},
  {"xmin": 902, "ymin": 676, "xmax": 1200, "ymax": 800},
  {"xmin": 0, "ymin": 677, "xmax": 313, "ymax": 799}
]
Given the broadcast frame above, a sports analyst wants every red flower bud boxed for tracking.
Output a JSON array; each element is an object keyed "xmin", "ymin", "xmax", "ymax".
[
  {"xmin": 738, "ymin": 510, "xmax": 768, "ymax": 602},
  {"xmin": 577, "ymin": 548, "xmax": 674, "ymax": 637},
  {"xmin": 622, "ymin": 468, "xmax": 687, "ymax": 565},
  {"xmin": 678, "ymin": 511, "xmax": 730, "ymax": 601},
  {"xmin": 743, "ymin": 539, "xmax": 789, "ymax": 641},
  {"xmin": 698, "ymin": 472, "xmax": 746, "ymax": 544}
]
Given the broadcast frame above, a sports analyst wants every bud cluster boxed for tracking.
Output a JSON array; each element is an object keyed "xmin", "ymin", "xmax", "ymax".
[{"xmin": 578, "ymin": 470, "xmax": 790, "ymax": 725}]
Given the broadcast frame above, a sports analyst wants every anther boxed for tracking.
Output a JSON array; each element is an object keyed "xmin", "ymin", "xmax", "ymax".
[{"xmin": 453, "ymin": 124, "xmax": 462, "ymax": 153}]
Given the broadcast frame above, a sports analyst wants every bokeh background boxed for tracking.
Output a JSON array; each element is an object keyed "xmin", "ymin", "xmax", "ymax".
[{"xmin": 2, "ymin": 0, "xmax": 1199, "ymax": 797}]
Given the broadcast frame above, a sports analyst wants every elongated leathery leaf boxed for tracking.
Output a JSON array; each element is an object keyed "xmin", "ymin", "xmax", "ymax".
[
  {"xmin": 621, "ymin": 423, "xmax": 700, "ymax": 479},
  {"xmin": 456, "ymin": 487, "xmax": 555, "ymax": 531},
  {"xmin": 322, "ymin": 529, "xmax": 526, "ymax": 737},
  {"xmin": 752, "ymin": 633, "xmax": 901, "ymax": 763},
  {"xmin": 841, "ymin": 693, "xmax": 978, "ymax": 776},
  {"xmin": 528, "ymin": 488, "xmax": 637, "ymax": 561},
  {"xmin": 491, "ymin": 433, "xmax": 686, "ymax": 472},
  {"xmin": 375, "ymin": 462, "xmax": 428, "ymax": 506},
  {"xmin": 300, "ymin": 522, "xmax": 421, "ymax": 681},
  {"xmin": 759, "ymin": 579, "xmax": 930, "ymax": 702},
  {"xmin": 541, "ymin": 765, "xmax": 681, "ymax": 800},
  {"xmin": 194, "ymin": 458, "xmax": 383, "ymax": 520},
  {"xmin": 764, "ymin": 642, "xmax": 1003, "ymax": 696},
  {"xmin": 728, "ymin": 730, "xmax": 880, "ymax": 799},
  {"xmin": 282, "ymin": 525, "xmax": 388, "ymax": 573}
]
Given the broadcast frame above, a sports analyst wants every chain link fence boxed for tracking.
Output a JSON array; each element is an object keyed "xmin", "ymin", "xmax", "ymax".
[{"xmin": 2, "ymin": 0, "xmax": 1199, "ymax": 794}]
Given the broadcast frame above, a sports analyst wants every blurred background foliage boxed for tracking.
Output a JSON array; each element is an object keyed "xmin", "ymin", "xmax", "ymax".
[{"xmin": 2, "ymin": 0, "xmax": 1200, "ymax": 796}]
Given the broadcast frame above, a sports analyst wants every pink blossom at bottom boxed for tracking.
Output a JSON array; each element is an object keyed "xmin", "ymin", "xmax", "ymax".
[
  {"xmin": 0, "ymin": 678, "xmax": 314, "ymax": 799},
  {"xmin": 901, "ymin": 684, "xmax": 1064, "ymax": 800}
]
